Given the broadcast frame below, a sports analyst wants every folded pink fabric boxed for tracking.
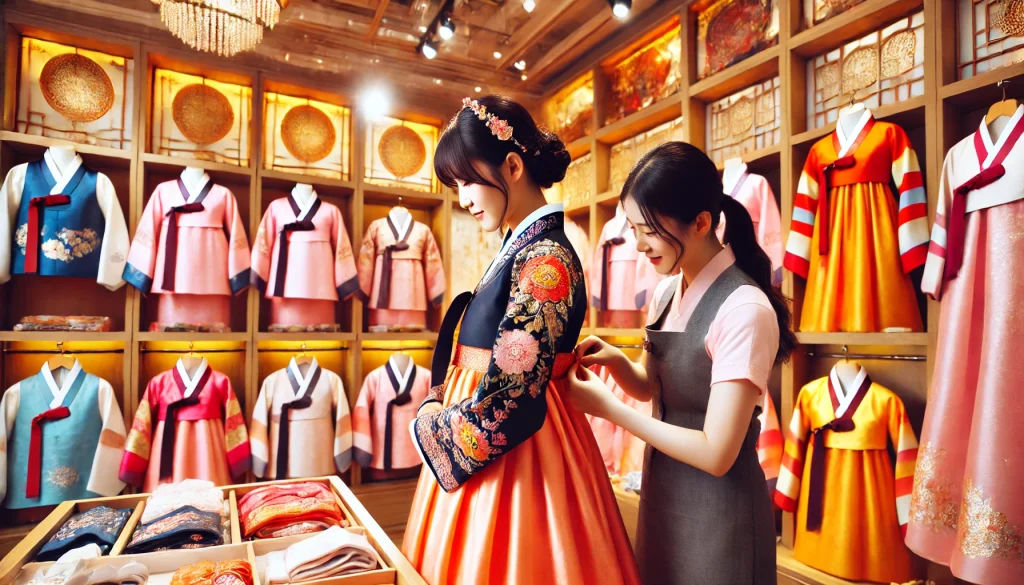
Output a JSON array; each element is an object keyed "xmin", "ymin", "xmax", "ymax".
[{"xmin": 265, "ymin": 527, "xmax": 377, "ymax": 583}]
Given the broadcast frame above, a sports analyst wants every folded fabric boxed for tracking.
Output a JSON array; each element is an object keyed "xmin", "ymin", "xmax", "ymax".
[
  {"xmin": 55, "ymin": 544, "xmax": 103, "ymax": 563},
  {"xmin": 36, "ymin": 507, "xmax": 132, "ymax": 562},
  {"xmin": 238, "ymin": 482, "xmax": 345, "ymax": 540},
  {"xmin": 125, "ymin": 506, "xmax": 223, "ymax": 554},
  {"xmin": 265, "ymin": 526, "xmax": 377, "ymax": 584},
  {"xmin": 142, "ymin": 480, "xmax": 225, "ymax": 524},
  {"xmin": 169, "ymin": 560, "xmax": 252, "ymax": 585}
]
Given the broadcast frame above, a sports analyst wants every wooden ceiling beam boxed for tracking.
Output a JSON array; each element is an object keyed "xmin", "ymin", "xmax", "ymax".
[{"xmin": 365, "ymin": 0, "xmax": 392, "ymax": 42}]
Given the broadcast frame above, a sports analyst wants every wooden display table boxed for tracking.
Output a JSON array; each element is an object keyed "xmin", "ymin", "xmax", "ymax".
[{"xmin": 0, "ymin": 477, "xmax": 428, "ymax": 585}]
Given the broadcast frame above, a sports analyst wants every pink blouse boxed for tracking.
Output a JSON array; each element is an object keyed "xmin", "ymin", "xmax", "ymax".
[{"xmin": 648, "ymin": 246, "xmax": 778, "ymax": 394}]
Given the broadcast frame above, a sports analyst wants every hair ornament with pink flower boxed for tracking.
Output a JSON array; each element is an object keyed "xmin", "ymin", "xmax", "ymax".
[{"xmin": 462, "ymin": 97, "xmax": 538, "ymax": 155}]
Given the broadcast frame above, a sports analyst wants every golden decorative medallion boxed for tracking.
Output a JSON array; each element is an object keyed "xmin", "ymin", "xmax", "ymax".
[
  {"xmin": 378, "ymin": 125, "xmax": 427, "ymax": 179},
  {"xmin": 172, "ymin": 84, "xmax": 234, "ymax": 145},
  {"xmin": 39, "ymin": 53, "xmax": 115, "ymax": 123},
  {"xmin": 280, "ymin": 104, "xmax": 336, "ymax": 163},
  {"xmin": 998, "ymin": 0, "xmax": 1024, "ymax": 37},
  {"xmin": 842, "ymin": 45, "xmax": 879, "ymax": 97},
  {"xmin": 881, "ymin": 30, "xmax": 917, "ymax": 79},
  {"xmin": 755, "ymin": 90, "xmax": 775, "ymax": 127},
  {"xmin": 729, "ymin": 97, "xmax": 755, "ymax": 136},
  {"xmin": 817, "ymin": 62, "xmax": 841, "ymax": 101}
]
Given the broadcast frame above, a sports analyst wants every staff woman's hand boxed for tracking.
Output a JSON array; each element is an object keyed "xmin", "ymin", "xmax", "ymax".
[
  {"xmin": 566, "ymin": 362, "xmax": 618, "ymax": 419},
  {"xmin": 574, "ymin": 336, "xmax": 622, "ymax": 369}
]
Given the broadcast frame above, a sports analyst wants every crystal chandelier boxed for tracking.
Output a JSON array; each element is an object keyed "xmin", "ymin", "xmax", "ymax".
[{"xmin": 152, "ymin": 0, "xmax": 288, "ymax": 57}]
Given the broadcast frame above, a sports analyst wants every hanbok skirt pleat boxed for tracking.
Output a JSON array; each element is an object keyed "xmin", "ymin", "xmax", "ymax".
[
  {"xmin": 906, "ymin": 200, "xmax": 1024, "ymax": 585},
  {"xmin": 800, "ymin": 182, "xmax": 922, "ymax": 332},
  {"xmin": 402, "ymin": 349, "xmax": 641, "ymax": 585}
]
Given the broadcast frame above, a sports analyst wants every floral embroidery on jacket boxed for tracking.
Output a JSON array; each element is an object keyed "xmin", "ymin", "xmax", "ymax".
[{"xmin": 415, "ymin": 239, "xmax": 581, "ymax": 492}]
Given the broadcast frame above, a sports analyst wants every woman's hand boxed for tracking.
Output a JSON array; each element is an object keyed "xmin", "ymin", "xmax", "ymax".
[
  {"xmin": 566, "ymin": 363, "xmax": 618, "ymax": 419},
  {"xmin": 574, "ymin": 336, "xmax": 623, "ymax": 369}
]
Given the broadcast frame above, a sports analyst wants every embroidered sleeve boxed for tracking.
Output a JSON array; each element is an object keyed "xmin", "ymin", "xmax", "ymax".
[
  {"xmin": 249, "ymin": 378, "xmax": 271, "ymax": 478},
  {"xmin": 333, "ymin": 208, "xmax": 360, "ymax": 301},
  {"xmin": 356, "ymin": 221, "xmax": 377, "ymax": 304},
  {"xmin": 119, "ymin": 384, "xmax": 155, "ymax": 488},
  {"xmin": 921, "ymin": 150, "xmax": 956, "ymax": 300},
  {"xmin": 94, "ymin": 173, "xmax": 129, "ymax": 291},
  {"xmin": 250, "ymin": 207, "xmax": 277, "ymax": 295},
  {"xmin": 888, "ymin": 393, "xmax": 919, "ymax": 538},
  {"xmin": 412, "ymin": 241, "xmax": 580, "ymax": 492},
  {"xmin": 224, "ymin": 190, "xmax": 251, "ymax": 294},
  {"xmin": 86, "ymin": 380, "xmax": 127, "ymax": 496},
  {"xmin": 223, "ymin": 383, "xmax": 251, "ymax": 479},
  {"xmin": 424, "ymin": 228, "xmax": 446, "ymax": 308},
  {"xmin": 123, "ymin": 188, "xmax": 164, "ymax": 294},
  {"xmin": 784, "ymin": 148, "xmax": 819, "ymax": 279},
  {"xmin": 890, "ymin": 125, "xmax": 929, "ymax": 273},
  {"xmin": 775, "ymin": 385, "xmax": 810, "ymax": 512},
  {"xmin": 331, "ymin": 373, "xmax": 353, "ymax": 473}
]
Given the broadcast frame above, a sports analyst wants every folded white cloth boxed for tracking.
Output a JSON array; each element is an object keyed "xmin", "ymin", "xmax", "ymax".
[
  {"xmin": 142, "ymin": 480, "xmax": 225, "ymax": 524},
  {"xmin": 55, "ymin": 545, "xmax": 102, "ymax": 564},
  {"xmin": 266, "ymin": 527, "xmax": 377, "ymax": 584}
]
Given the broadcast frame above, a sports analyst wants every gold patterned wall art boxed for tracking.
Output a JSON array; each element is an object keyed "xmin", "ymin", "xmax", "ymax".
[
  {"xmin": 695, "ymin": 0, "xmax": 779, "ymax": 80},
  {"xmin": 957, "ymin": 0, "xmax": 1024, "ymax": 79},
  {"xmin": 706, "ymin": 77, "xmax": 781, "ymax": 166},
  {"xmin": 607, "ymin": 117, "xmax": 685, "ymax": 196},
  {"xmin": 545, "ymin": 73, "xmax": 594, "ymax": 145},
  {"xmin": 803, "ymin": 0, "xmax": 866, "ymax": 28},
  {"xmin": 264, "ymin": 92, "xmax": 351, "ymax": 180},
  {"xmin": 548, "ymin": 153, "xmax": 592, "ymax": 208},
  {"xmin": 603, "ymin": 19, "xmax": 681, "ymax": 125},
  {"xmin": 806, "ymin": 11, "xmax": 924, "ymax": 130},
  {"xmin": 17, "ymin": 38, "xmax": 134, "ymax": 150},
  {"xmin": 364, "ymin": 117, "xmax": 438, "ymax": 192},
  {"xmin": 152, "ymin": 68, "xmax": 251, "ymax": 166}
]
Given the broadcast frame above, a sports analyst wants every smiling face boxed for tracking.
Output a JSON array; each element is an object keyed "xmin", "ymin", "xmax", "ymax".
[
  {"xmin": 623, "ymin": 194, "xmax": 712, "ymax": 275},
  {"xmin": 456, "ymin": 176, "xmax": 507, "ymax": 232}
]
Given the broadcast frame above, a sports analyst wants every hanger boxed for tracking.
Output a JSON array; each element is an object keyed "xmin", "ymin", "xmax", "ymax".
[
  {"xmin": 180, "ymin": 341, "xmax": 204, "ymax": 371},
  {"xmin": 45, "ymin": 342, "xmax": 77, "ymax": 373},
  {"xmin": 294, "ymin": 343, "xmax": 313, "ymax": 366},
  {"xmin": 986, "ymin": 80, "xmax": 1018, "ymax": 125},
  {"xmin": 833, "ymin": 344, "xmax": 863, "ymax": 383}
]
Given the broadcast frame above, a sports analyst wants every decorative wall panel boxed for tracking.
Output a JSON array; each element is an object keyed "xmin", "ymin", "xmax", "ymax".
[
  {"xmin": 263, "ymin": 92, "xmax": 351, "ymax": 180},
  {"xmin": 706, "ymin": 76, "xmax": 781, "ymax": 166}
]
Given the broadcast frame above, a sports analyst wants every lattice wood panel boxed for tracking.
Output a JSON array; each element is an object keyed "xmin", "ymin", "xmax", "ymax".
[
  {"xmin": 957, "ymin": 0, "xmax": 1024, "ymax": 79},
  {"xmin": 706, "ymin": 76, "xmax": 781, "ymax": 166}
]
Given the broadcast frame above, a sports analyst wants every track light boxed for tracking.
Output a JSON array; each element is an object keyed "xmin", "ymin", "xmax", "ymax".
[
  {"xmin": 438, "ymin": 14, "xmax": 455, "ymax": 40},
  {"xmin": 610, "ymin": 0, "xmax": 630, "ymax": 19},
  {"xmin": 514, "ymin": 60, "xmax": 526, "ymax": 71},
  {"xmin": 523, "ymin": 0, "xmax": 536, "ymax": 12},
  {"xmin": 421, "ymin": 40, "xmax": 437, "ymax": 59}
]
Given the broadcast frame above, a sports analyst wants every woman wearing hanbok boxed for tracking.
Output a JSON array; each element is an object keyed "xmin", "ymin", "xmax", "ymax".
[
  {"xmin": 402, "ymin": 96, "xmax": 640, "ymax": 585},
  {"xmin": 567, "ymin": 142, "xmax": 795, "ymax": 584}
]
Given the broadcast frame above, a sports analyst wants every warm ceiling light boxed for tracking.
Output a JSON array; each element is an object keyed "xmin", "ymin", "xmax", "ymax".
[
  {"xmin": 438, "ymin": 14, "xmax": 455, "ymax": 40},
  {"xmin": 434, "ymin": 79, "xmax": 442, "ymax": 85},
  {"xmin": 422, "ymin": 40, "xmax": 438, "ymax": 59},
  {"xmin": 523, "ymin": 0, "xmax": 536, "ymax": 12},
  {"xmin": 152, "ymin": 0, "xmax": 286, "ymax": 57},
  {"xmin": 610, "ymin": 0, "xmax": 631, "ymax": 19},
  {"xmin": 521, "ymin": 73, "xmax": 528, "ymax": 81},
  {"xmin": 361, "ymin": 86, "xmax": 391, "ymax": 119},
  {"xmin": 514, "ymin": 60, "xmax": 526, "ymax": 71},
  {"xmin": 419, "ymin": 25, "xmax": 428, "ymax": 33},
  {"xmin": 493, "ymin": 51, "xmax": 503, "ymax": 59},
  {"xmin": 474, "ymin": 86, "xmax": 482, "ymax": 92}
]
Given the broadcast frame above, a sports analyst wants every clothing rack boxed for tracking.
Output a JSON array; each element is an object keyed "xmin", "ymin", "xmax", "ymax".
[
  {"xmin": 805, "ymin": 351, "xmax": 926, "ymax": 362},
  {"xmin": 0, "ymin": 348, "xmax": 125, "ymax": 355},
  {"xmin": 139, "ymin": 347, "xmax": 244, "ymax": 354},
  {"xmin": 361, "ymin": 345, "xmax": 435, "ymax": 351}
]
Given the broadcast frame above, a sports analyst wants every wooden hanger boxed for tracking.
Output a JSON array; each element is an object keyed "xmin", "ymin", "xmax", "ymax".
[
  {"xmin": 986, "ymin": 80, "xmax": 1018, "ymax": 125},
  {"xmin": 45, "ymin": 342, "xmax": 77, "ymax": 373},
  {"xmin": 294, "ymin": 343, "xmax": 313, "ymax": 366}
]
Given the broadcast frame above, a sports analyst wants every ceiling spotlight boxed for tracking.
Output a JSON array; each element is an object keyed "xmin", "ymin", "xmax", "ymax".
[
  {"xmin": 434, "ymin": 78, "xmax": 442, "ymax": 85},
  {"xmin": 421, "ymin": 40, "xmax": 437, "ymax": 59},
  {"xmin": 523, "ymin": 0, "xmax": 536, "ymax": 12},
  {"xmin": 438, "ymin": 14, "xmax": 455, "ymax": 40},
  {"xmin": 610, "ymin": 0, "xmax": 631, "ymax": 19},
  {"xmin": 419, "ymin": 25, "xmax": 428, "ymax": 33},
  {"xmin": 514, "ymin": 60, "xmax": 526, "ymax": 71},
  {"xmin": 493, "ymin": 51, "xmax": 502, "ymax": 59},
  {"xmin": 474, "ymin": 86, "xmax": 482, "ymax": 92},
  {"xmin": 521, "ymin": 73, "xmax": 528, "ymax": 81}
]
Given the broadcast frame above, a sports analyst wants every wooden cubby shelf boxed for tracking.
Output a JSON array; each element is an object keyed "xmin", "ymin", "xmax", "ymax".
[
  {"xmin": 0, "ymin": 331, "xmax": 131, "ymax": 342},
  {"xmin": 940, "ymin": 59, "xmax": 1024, "ymax": 108},
  {"xmin": 140, "ymin": 152, "xmax": 253, "ymax": 177},
  {"xmin": 259, "ymin": 168, "xmax": 356, "ymax": 193},
  {"xmin": 362, "ymin": 185, "xmax": 445, "ymax": 207},
  {"xmin": 361, "ymin": 331, "xmax": 439, "ymax": 343},
  {"xmin": 254, "ymin": 332, "xmax": 358, "ymax": 342},
  {"xmin": 791, "ymin": 96, "xmax": 928, "ymax": 148},
  {"xmin": 688, "ymin": 46, "xmax": 780, "ymax": 103},
  {"xmin": 134, "ymin": 332, "xmax": 252, "ymax": 342},
  {"xmin": 0, "ymin": 131, "xmax": 132, "ymax": 162},
  {"xmin": 566, "ymin": 136, "xmax": 592, "ymax": 159},
  {"xmin": 595, "ymin": 93, "xmax": 683, "ymax": 145},
  {"xmin": 794, "ymin": 332, "xmax": 929, "ymax": 347},
  {"xmin": 787, "ymin": 0, "xmax": 924, "ymax": 57},
  {"xmin": 715, "ymin": 144, "xmax": 782, "ymax": 172}
]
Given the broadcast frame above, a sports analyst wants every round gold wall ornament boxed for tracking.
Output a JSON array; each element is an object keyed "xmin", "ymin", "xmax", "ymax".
[
  {"xmin": 39, "ymin": 53, "xmax": 115, "ymax": 123},
  {"xmin": 281, "ymin": 104, "xmax": 336, "ymax": 163},
  {"xmin": 378, "ymin": 125, "xmax": 426, "ymax": 179},
  {"xmin": 172, "ymin": 83, "xmax": 234, "ymax": 145}
]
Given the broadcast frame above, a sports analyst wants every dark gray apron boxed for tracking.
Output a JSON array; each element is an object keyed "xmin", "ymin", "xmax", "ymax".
[{"xmin": 635, "ymin": 265, "xmax": 776, "ymax": 585}]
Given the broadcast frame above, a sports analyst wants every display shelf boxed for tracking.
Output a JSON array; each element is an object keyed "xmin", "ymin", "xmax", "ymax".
[
  {"xmin": 593, "ymin": 328, "xmax": 646, "ymax": 338},
  {"xmin": 141, "ymin": 152, "xmax": 253, "ymax": 177},
  {"xmin": 596, "ymin": 190, "xmax": 619, "ymax": 206},
  {"xmin": 940, "ymin": 60, "xmax": 1024, "ymax": 109},
  {"xmin": 0, "ymin": 331, "xmax": 130, "ymax": 342},
  {"xmin": 714, "ymin": 144, "xmax": 782, "ymax": 173},
  {"xmin": 0, "ymin": 131, "xmax": 132, "ymax": 163},
  {"xmin": 259, "ymin": 168, "xmax": 356, "ymax": 193},
  {"xmin": 255, "ymin": 332, "xmax": 358, "ymax": 342},
  {"xmin": 134, "ymin": 331, "xmax": 251, "ymax": 342},
  {"xmin": 360, "ymin": 331, "xmax": 439, "ymax": 342},
  {"xmin": 595, "ymin": 93, "xmax": 683, "ymax": 145},
  {"xmin": 795, "ymin": 332, "xmax": 929, "ymax": 347},
  {"xmin": 788, "ymin": 0, "xmax": 924, "ymax": 58},
  {"xmin": 776, "ymin": 544, "xmax": 873, "ymax": 585},
  {"xmin": 362, "ymin": 184, "xmax": 446, "ymax": 207},
  {"xmin": 566, "ymin": 136, "xmax": 592, "ymax": 159},
  {"xmin": 565, "ymin": 200, "xmax": 591, "ymax": 216},
  {"xmin": 791, "ymin": 97, "xmax": 927, "ymax": 148},
  {"xmin": 688, "ymin": 47, "xmax": 780, "ymax": 103}
]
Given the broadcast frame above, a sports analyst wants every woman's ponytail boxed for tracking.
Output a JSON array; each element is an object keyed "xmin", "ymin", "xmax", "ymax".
[{"xmin": 720, "ymin": 195, "xmax": 796, "ymax": 363}]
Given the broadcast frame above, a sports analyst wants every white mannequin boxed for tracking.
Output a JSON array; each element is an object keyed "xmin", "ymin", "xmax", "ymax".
[
  {"xmin": 47, "ymin": 145, "xmax": 78, "ymax": 175},
  {"xmin": 390, "ymin": 352, "xmax": 412, "ymax": 372},
  {"xmin": 837, "ymin": 102, "xmax": 866, "ymax": 138},
  {"xmin": 722, "ymin": 157, "xmax": 746, "ymax": 193},
  {"xmin": 293, "ymin": 182, "xmax": 315, "ymax": 206},
  {"xmin": 390, "ymin": 203, "xmax": 411, "ymax": 227},
  {"xmin": 833, "ymin": 359, "xmax": 862, "ymax": 390},
  {"xmin": 180, "ymin": 166, "xmax": 207, "ymax": 192},
  {"xmin": 987, "ymin": 112, "xmax": 1014, "ymax": 140}
]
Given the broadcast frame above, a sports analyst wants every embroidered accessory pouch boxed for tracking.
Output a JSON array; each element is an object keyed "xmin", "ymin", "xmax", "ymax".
[
  {"xmin": 125, "ymin": 505, "xmax": 223, "ymax": 554},
  {"xmin": 36, "ymin": 506, "xmax": 132, "ymax": 561}
]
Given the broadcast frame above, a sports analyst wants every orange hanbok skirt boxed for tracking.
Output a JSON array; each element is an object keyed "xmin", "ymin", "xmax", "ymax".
[
  {"xmin": 401, "ymin": 347, "xmax": 641, "ymax": 585},
  {"xmin": 800, "ymin": 182, "xmax": 923, "ymax": 332}
]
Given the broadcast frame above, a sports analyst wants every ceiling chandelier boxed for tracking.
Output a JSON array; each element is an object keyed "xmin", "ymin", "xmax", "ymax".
[{"xmin": 152, "ymin": 0, "xmax": 288, "ymax": 57}]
